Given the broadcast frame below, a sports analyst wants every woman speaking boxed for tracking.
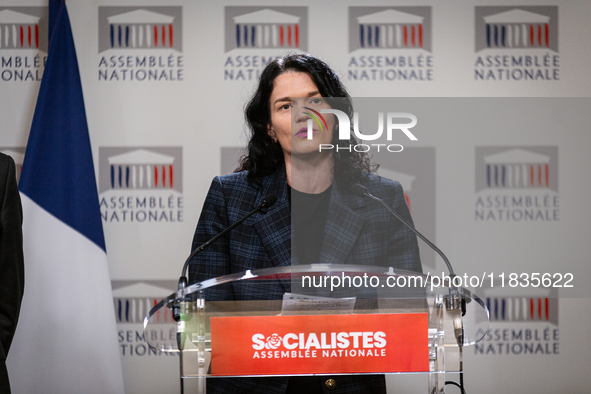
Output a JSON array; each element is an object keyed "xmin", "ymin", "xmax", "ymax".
[{"xmin": 189, "ymin": 53, "xmax": 422, "ymax": 393}]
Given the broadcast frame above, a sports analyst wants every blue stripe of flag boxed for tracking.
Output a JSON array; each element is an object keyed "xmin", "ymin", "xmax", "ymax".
[{"xmin": 19, "ymin": 0, "xmax": 106, "ymax": 251}]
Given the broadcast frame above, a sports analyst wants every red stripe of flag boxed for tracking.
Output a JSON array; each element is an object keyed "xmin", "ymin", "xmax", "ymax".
[
  {"xmin": 169, "ymin": 24, "xmax": 173, "ymax": 47},
  {"xmin": 162, "ymin": 165, "xmax": 166, "ymax": 187},
  {"xmin": 154, "ymin": 25, "xmax": 158, "ymax": 47},
  {"xmin": 530, "ymin": 25, "xmax": 534, "ymax": 46},
  {"xmin": 295, "ymin": 24, "xmax": 299, "ymax": 47},
  {"xmin": 538, "ymin": 164, "xmax": 542, "ymax": 186},
  {"xmin": 280, "ymin": 25, "xmax": 284, "ymax": 46},
  {"xmin": 28, "ymin": 26, "xmax": 31, "ymax": 47},
  {"xmin": 154, "ymin": 166, "xmax": 158, "ymax": 187},
  {"xmin": 529, "ymin": 298, "xmax": 534, "ymax": 319},
  {"xmin": 20, "ymin": 25, "xmax": 24, "ymax": 47},
  {"xmin": 169, "ymin": 165, "xmax": 173, "ymax": 188}
]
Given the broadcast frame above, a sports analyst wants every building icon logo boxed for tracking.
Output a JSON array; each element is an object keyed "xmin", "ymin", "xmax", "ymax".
[
  {"xmin": 112, "ymin": 281, "xmax": 174, "ymax": 324},
  {"xmin": 486, "ymin": 296, "xmax": 558, "ymax": 325},
  {"xmin": 112, "ymin": 281, "xmax": 178, "ymax": 357},
  {"xmin": 476, "ymin": 147, "xmax": 558, "ymax": 192},
  {"xmin": 475, "ymin": 291, "xmax": 560, "ymax": 356},
  {"xmin": 474, "ymin": 146, "xmax": 559, "ymax": 222},
  {"xmin": 0, "ymin": 7, "xmax": 47, "ymax": 51},
  {"xmin": 349, "ymin": 7, "xmax": 432, "ymax": 52},
  {"xmin": 98, "ymin": 147, "xmax": 184, "ymax": 223},
  {"xmin": 225, "ymin": 7, "xmax": 307, "ymax": 52},
  {"xmin": 98, "ymin": 7, "xmax": 182, "ymax": 53},
  {"xmin": 107, "ymin": 149, "xmax": 176, "ymax": 191},
  {"xmin": 475, "ymin": 7, "xmax": 558, "ymax": 52},
  {"xmin": 99, "ymin": 147, "xmax": 182, "ymax": 193},
  {"xmin": 485, "ymin": 148, "xmax": 550, "ymax": 189}
]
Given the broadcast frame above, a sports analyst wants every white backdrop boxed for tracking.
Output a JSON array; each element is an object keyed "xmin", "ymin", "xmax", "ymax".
[{"xmin": 1, "ymin": 0, "xmax": 591, "ymax": 393}]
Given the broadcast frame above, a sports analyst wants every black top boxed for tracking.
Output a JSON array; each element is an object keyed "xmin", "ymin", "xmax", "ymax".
[
  {"xmin": 290, "ymin": 185, "xmax": 332, "ymax": 265},
  {"xmin": 287, "ymin": 185, "xmax": 332, "ymax": 393}
]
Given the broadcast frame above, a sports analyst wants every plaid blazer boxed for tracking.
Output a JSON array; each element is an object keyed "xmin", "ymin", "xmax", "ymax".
[{"xmin": 188, "ymin": 168, "xmax": 422, "ymax": 394}]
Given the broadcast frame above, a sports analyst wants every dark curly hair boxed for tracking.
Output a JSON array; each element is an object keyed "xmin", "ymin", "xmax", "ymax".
[{"xmin": 237, "ymin": 53, "xmax": 376, "ymax": 187}]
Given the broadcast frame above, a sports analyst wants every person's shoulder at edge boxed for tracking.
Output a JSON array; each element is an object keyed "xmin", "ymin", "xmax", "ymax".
[{"xmin": 0, "ymin": 151, "xmax": 15, "ymax": 168}]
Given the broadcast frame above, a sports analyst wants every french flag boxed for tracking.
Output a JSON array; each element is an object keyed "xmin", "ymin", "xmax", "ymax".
[{"xmin": 7, "ymin": 1, "xmax": 124, "ymax": 393}]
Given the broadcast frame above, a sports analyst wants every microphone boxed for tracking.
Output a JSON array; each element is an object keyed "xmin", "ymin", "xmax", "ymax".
[
  {"xmin": 355, "ymin": 182, "xmax": 467, "ymax": 394},
  {"xmin": 351, "ymin": 183, "xmax": 465, "ymax": 345},
  {"xmin": 173, "ymin": 193, "xmax": 277, "ymax": 321},
  {"xmin": 170, "ymin": 193, "xmax": 276, "ymax": 394},
  {"xmin": 351, "ymin": 183, "xmax": 455, "ymax": 277}
]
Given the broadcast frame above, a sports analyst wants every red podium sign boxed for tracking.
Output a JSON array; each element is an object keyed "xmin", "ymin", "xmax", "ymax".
[{"xmin": 210, "ymin": 313, "xmax": 428, "ymax": 376}]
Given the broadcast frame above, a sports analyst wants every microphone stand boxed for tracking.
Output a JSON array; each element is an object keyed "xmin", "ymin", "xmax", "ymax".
[
  {"xmin": 172, "ymin": 193, "xmax": 277, "ymax": 394},
  {"xmin": 351, "ymin": 183, "xmax": 466, "ymax": 393}
]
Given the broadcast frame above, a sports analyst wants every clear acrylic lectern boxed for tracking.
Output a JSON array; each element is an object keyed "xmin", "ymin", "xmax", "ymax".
[{"xmin": 145, "ymin": 264, "xmax": 489, "ymax": 393}]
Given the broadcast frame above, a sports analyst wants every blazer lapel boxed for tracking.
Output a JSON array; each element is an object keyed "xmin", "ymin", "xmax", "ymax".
[
  {"xmin": 252, "ymin": 170, "xmax": 291, "ymax": 269},
  {"xmin": 251, "ymin": 174, "xmax": 368, "ymax": 268},
  {"xmin": 318, "ymin": 183, "xmax": 368, "ymax": 265}
]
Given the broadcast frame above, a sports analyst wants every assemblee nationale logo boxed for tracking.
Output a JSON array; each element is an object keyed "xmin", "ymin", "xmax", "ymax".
[
  {"xmin": 98, "ymin": 147, "xmax": 184, "ymax": 223},
  {"xmin": 474, "ymin": 146, "xmax": 559, "ymax": 222},
  {"xmin": 223, "ymin": 6, "xmax": 307, "ymax": 81},
  {"xmin": 97, "ymin": 6, "xmax": 183, "ymax": 82},
  {"xmin": 347, "ymin": 7, "xmax": 433, "ymax": 82},
  {"xmin": 475, "ymin": 292, "xmax": 559, "ymax": 356},
  {"xmin": 474, "ymin": 6, "xmax": 559, "ymax": 81},
  {"xmin": 113, "ymin": 281, "xmax": 178, "ymax": 357},
  {"xmin": 0, "ymin": 7, "xmax": 48, "ymax": 82}
]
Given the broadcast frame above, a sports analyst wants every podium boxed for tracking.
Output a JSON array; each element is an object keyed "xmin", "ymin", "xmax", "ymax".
[{"xmin": 145, "ymin": 264, "xmax": 489, "ymax": 393}]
